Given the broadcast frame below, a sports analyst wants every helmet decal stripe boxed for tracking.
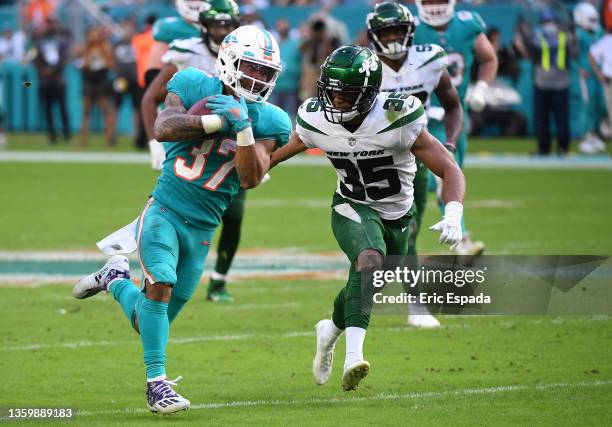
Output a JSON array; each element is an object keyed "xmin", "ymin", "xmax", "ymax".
[{"xmin": 261, "ymin": 30, "xmax": 274, "ymax": 61}]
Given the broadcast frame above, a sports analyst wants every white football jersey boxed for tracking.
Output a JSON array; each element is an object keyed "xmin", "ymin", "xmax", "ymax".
[
  {"xmin": 380, "ymin": 44, "xmax": 447, "ymax": 109},
  {"xmin": 162, "ymin": 37, "xmax": 218, "ymax": 74},
  {"xmin": 296, "ymin": 93, "xmax": 426, "ymax": 220}
]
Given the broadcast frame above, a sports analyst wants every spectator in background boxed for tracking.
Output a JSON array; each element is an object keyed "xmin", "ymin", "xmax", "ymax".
[
  {"xmin": 113, "ymin": 19, "xmax": 146, "ymax": 150},
  {"xmin": 240, "ymin": 5, "xmax": 266, "ymax": 30},
  {"xmin": 589, "ymin": 27, "xmax": 612, "ymax": 142},
  {"xmin": 485, "ymin": 27, "xmax": 521, "ymax": 84},
  {"xmin": 602, "ymin": 0, "xmax": 612, "ymax": 32},
  {"xmin": 299, "ymin": 14, "xmax": 341, "ymax": 101},
  {"xmin": 0, "ymin": 25, "xmax": 26, "ymax": 62},
  {"xmin": 518, "ymin": 10, "xmax": 577, "ymax": 155},
  {"xmin": 76, "ymin": 26, "xmax": 116, "ymax": 148},
  {"xmin": 270, "ymin": 19, "xmax": 301, "ymax": 118},
  {"xmin": 31, "ymin": 17, "xmax": 71, "ymax": 144},
  {"xmin": 132, "ymin": 15, "xmax": 156, "ymax": 92},
  {"xmin": 24, "ymin": 0, "xmax": 56, "ymax": 29}
]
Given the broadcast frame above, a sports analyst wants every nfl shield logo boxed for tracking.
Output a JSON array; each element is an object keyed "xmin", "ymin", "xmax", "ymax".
[{"xmin": 347, "ymin": 137, "xmax": 357, "ymax": 147}]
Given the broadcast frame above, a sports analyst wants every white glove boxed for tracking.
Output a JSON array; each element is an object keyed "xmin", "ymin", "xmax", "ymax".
[
  {"xmin": 468, "ymin": 80, "xmax": 488, "ymax": 112},
  {"xmin": 148, "ymin": 139, "xmax": 165, "ymax": 171},
  {"xmin": 429, "ymin": 201, "xmax": 463, "ymax": 248}
]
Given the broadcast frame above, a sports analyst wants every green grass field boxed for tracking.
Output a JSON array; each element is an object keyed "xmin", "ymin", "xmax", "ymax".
[{"xmin": 1, "ymin": 135, "xmax": 611, "ymax": 425}]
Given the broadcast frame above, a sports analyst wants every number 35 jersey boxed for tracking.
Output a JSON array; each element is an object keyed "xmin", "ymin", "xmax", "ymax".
[{"xmin": 296, "ymin": 93, "xmax": 426, "ymax": 220}]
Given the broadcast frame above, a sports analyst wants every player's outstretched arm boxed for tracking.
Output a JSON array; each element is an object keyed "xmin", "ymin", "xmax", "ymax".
[
  {"xmin": 435, "ymin": 70, "xmax": 463, "ymax": 151},
  {"xmin": 411, "ymin": 128, "xmax": 465, "ymax": 246},
  {"xmin": 154, "ymin": 93, "xmax": 221, "ymax": 142},
  {"xmin": 141, "ymin": 64, "xmax": 177, "ymax": 141},
  {"xmin": 473, "ymin": 33, "xmax": 498, "ymax": 84},
  {"xmin": 469, "ymin": 33, "xmax": 499, "ymax": 112},
  {"xmin": 269, "ymin": 132, "xmax": 308, "ymax": 170},
  {"xmin": 412, "ymin": 127, "xmax": 464, "ymax": 204}
]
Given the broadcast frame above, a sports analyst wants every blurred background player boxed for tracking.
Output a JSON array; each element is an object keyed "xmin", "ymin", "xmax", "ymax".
[
  {"xmin": 74, "ymin": 26, "xmax": 291, "ymax": 414},
  {"xmin": 413, "ymin": 0, "xmax": 498, "ymax": 257},
  {"xmin": 145, "ymin": 0, "xmax": 209, "ymax": 166},
  {"xmin": 573, "ymin": 2, "xmax": 607, "ymax": 154},
  {"xmin": 366, "ymin": 1, "xmax": 462, "ymax": 329},
  {"xmin": 589, "ymin": 15, "xmax": 612, "ymax": 138},
  {"xmin": 270, "ymin": 45, "xmax": 465, "ymax": 391},
  {"xmin": 142, "ymin": 0, "xmax": 243, "ymax": 302}
]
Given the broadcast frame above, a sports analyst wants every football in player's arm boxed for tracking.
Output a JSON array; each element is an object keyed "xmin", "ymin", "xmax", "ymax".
[
  {"xmin": 142, "ymin": 0, "xmax": 241, "ymax": 170},
  {"xmin": 74, "ymin": 26, "xmax": 289, "ymax": 415}
]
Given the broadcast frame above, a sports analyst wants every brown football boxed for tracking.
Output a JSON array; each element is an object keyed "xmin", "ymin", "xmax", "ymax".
[{"xmin": 187, "ymin": 97, "xmax": 219, "ymax": 138}]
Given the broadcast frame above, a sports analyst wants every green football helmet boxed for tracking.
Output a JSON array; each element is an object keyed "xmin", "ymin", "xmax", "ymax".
[
  {"xmin": 317, "ymin": 45, "xmax": 382, "ymax": 124},
  {"xmin": 199, "ymin": 0, "xmax": 240, "ymax": 54},
  {"xmin": 367, "ymin": 1, "xmax": 415, "ymax": 60}
]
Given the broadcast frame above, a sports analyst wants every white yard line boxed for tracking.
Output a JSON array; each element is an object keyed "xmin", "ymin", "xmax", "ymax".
[
  {"xmin": 1, "ymin": 151, "xmax": 611, "ymax": 169},
  {"xmin": 76, "ymin": 379, "xmax": 612, "ymax": 416},
  {"xmin": 2, "ymin": 316, "xmax": 607, "ymax": 352}
]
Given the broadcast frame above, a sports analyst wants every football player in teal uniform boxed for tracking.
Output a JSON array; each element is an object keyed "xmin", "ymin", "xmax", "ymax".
[
  {"xmin": 74, "ymin": 26, "xmax": 291, "ymax": 414},
  {"xmin": 145, "ymin": 0, "xmax": 209, "ymax": 164},
  {"xmin": 573, "ymin": 2, "xmax": 606, "ymax": 153},
  {"xmin": 413, "ymin": 0, "xmax": 497, "ymax": 257},
  {"xmin": 142, "ymin": 0, "xmax": 246, "ymax": 303}
]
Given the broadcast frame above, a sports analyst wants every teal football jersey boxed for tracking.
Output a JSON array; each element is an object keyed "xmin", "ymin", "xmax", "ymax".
[
  {"xmin": 153, "ymin": 17, "xmax": 200, "ymax": 43},
  {"xmin": 575, "ymin": 27, "xmax": 603, "ymax": 76},
  {"xmin": 151, "ymin": 67, "xmax": 292, "ymax": 230},
  {"xmin": 414, "ymin": 10, "xmax": 486, "ymax": 101}
]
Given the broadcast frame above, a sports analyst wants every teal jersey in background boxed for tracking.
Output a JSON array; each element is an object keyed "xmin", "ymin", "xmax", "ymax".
[
  {"xmin": 413, "ymin": 10, "xmax": 486, "ymax": 102},
  {"xmin": 153, "ymin": 17, "xmax": 201, "ymax": 43},
  {"xmin": 574, "ymin": 27, "xmax": 603, "ymax": 76},
  {"xmin": 152, "ymin": 68, "xmax": 292, "ymax": 230},
  {"xmin": 275, "ymin": 37, "xmax": 302, "ymax": 93}
]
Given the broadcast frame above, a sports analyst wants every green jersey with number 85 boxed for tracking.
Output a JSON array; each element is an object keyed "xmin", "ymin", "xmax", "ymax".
[{"xmin": 296, "ymin": 92, "xmax": 426, "ymax": 220}]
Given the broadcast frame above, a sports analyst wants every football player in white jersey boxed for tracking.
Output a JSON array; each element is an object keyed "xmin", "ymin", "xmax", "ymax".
[
  {"xmin": 367, "ymin": 1, "xmax": 463, "ymax": 329},
  {"xmin": 142, "ymin": 0, "xmax": 240, "ymax": 170},
  {"xmin": 270, "ymin": 45, "xmax": 465, "ymax": 391}
]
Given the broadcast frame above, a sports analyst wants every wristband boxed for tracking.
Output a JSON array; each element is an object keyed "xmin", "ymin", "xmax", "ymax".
[
  {"xmin": 236, "ymin": 127, "xmax": 255, "ymax": 147},
  {"xmin": 444, "ymin": 201, "xmax": 463, "ymax": 221},
  {"xmin": 200, "ymin": 114, "xmax": 223, "ymax": 135}
]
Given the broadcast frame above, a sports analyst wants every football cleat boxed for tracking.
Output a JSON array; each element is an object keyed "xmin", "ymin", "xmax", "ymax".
[
  {"xmin": 147, "ymin": 376, "xmax": 190, "ymax": 414},
  {"xmin": 73, "ymin": 255, "xmax": 130, "ymax": 299},
  {"xmin": 206, "ymin": 279, "xmax": 234, "ymax": 302},
  {"xmin": 341, "ymin": 360, "xmax": 370, "ymax": 391},
  {"xmin": 407, "ymin": 302, "xmax": 441, "ymax": 329},
  {"xmin": 408, "ymin": 313, "xmax": 441, "ymax": 329},
  {"xmin": 453, "ymin": 232, "xmax": 485, "ymax": 266},
  {"xmin": 312, "ymin": 319, "xmax": 337, "ymax": 385}
]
